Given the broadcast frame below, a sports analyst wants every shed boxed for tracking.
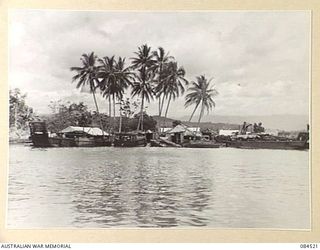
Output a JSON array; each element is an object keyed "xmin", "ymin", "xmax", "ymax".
[{"xmin": 166, "ymin": 124, "xmax": 201, "ymax": 144}]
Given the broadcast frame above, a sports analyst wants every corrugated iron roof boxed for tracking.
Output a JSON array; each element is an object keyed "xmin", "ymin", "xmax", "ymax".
[
  {"xmin": 60, "ymin": 126, "xmax": 109, "ymax": 136},
  {"xmin": 167, "ymin": 124, "xmax": 201, "ymax": 136},
  {"xmin": 166, "ymin": 124, "xmax": 186, "ymax": 133}
]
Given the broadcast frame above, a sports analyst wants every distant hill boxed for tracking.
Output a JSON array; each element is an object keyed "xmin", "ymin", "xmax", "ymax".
[
  {"xmin": 176, "ymin": 114, "xmax": 309, "ymax": 131},
  {"xmin": 153, "ymin": 116, "xmax": 240, "ymax": 131}
]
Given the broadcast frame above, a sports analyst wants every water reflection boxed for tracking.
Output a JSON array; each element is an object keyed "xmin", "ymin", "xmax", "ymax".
[
  {"xmin": 7, "ymin": 145, "xmax": 310, "ymax": 229},
  {"xmin": 68, "ymin": 154, "xmax": 213, "ymax": 227}
]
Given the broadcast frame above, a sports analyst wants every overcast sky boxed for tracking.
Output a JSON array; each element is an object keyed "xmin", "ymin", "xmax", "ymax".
[{"xmin": 9, "ymin": 10, "xmax": 310, "ymax": 118}]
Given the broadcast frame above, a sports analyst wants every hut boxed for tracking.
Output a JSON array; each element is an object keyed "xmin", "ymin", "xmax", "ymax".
[{"xmin": 166, "ymin": 124, "xmax": 201, "ymax": 144}]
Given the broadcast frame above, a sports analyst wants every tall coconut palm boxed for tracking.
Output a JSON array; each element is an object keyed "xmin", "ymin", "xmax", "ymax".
[
  {"xmin": 98, "ymin": 56, "xmax": 117, "ymax": 122},
  {"xmin": 115, "ymin": 57, "xmax": 135, "ymax": 132},
  {"xmin": 185, "ymin": 75, "xmax": 218, "ymax": 127},
  {"xmin": 131, "ymin": 70, "xmax": 155, "ymax": 130},
  {"xmin": 162, "ymin": 61, "xmax": 188, "ymax": 124},
  {"xmin": 70, "ymin": 52, "xmax": 104, "ymax": 131},
  {"xmin": 98, "ymin": 56, "xmax": 133, "ymax": 130},
  {"xmin": 152, "ymin": 47, "xmax": 174, "ymax": 117},
  {"xmin": 131, "ymin": 44, "xmax": 155, "ymax": 131}
]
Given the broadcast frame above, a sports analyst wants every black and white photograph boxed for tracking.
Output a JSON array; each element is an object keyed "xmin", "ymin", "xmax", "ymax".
[{"xmin": 8, "ymin": 10, "xmax": 310, "ymax": 229}]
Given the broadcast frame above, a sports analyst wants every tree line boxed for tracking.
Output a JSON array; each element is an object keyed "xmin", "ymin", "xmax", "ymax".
[
  {"xmin": 71, "ymin": 44, "xmax": 218, "ymax": 132},
  {"xmin": 46, "ymin": 100, "xmax": 157, "ymax": 133},
  {"xmin": 8, "ymin": 89, "xmax": 157, "ymax": 133},
  {"xmin": 9, "ymin": 88, "xmax": 34, "ymax": 130}
]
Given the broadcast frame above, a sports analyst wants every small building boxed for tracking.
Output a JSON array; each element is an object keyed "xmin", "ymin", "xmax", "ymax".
[{"xmin": 166, "ymin": 124, "xmax": 201, "ymax": 144}]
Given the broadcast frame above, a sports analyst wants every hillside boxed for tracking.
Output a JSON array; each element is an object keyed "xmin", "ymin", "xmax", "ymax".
[
  {"xmin": 153, "ymin": 116, "xmax": 240, "ymax": 131},
  {"xmin": 177, "ymin": 114, "xmax": 309, "ymax": 131}
]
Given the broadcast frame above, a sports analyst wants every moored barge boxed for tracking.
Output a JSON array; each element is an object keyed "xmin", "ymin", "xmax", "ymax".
[
  {"xmin": 224, "ymin": 132, "xmax": 309, "ymax": 150},
  {"xmin": 29, "ymin": 122, "xmax": 111, "ymax": 147}
]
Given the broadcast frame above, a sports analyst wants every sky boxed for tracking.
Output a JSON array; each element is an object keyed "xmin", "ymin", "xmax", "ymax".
[{"xmin": 8, "ymin": 10, "xmax": 310, "ymax": 119}]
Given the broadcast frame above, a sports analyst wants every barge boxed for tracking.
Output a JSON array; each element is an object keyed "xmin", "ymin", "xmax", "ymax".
[
  {"xmin": 224, "ymin": 132, "xmax": 309, "ymax": 150},
  {"xmin": 29, "ymin": 122, "xmax": 111, "ymax": 147}
]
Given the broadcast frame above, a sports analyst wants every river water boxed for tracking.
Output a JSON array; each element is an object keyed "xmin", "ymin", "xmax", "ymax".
[{"xmin": 7, "ymin": 144, "xmax": 310, "ymax": 229}]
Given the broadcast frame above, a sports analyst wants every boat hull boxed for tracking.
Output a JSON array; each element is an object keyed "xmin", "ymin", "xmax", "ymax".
[
  {"xmin": 29, "ymin": 121, "xmax": 111, "ymax": 147},
  {"xmin": 113, "ymin": 140, "xmax": 146, "ymax": 147},
  {"xmin": 183, "ymin": 141, "xmax": 223, "ymax": 148},
  {"xmin": 226, "ymin": 140, "xmax": 308, "ymax": 150},
  {"xmin": 113, "ymin": 133, "xmax": 147, "ymax": 147},
  {"xmin": 31, "ymin": 135, "xmax": 111, "ymax": 147}
]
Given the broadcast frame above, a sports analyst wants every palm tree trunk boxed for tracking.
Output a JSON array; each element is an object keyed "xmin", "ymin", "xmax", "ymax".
[
  {"xmin": 113, "ymin": 94, "xmax": 116, "ymax": 119},
  {"xmin": 92, "ymin": 89, "xmax": 104, "ymax": 136},
  {"xmin": 113, "ymin": 94, "xmax": 116, "ymax": 131},
  {"xmin": 160, "ymin": 93, "xmax": 166, "ymax": 117},
  {"xmin": 158, "ymin": 96, "xmax": 161, "ymax": 116},
  {"xmin": 189, "ymin": 102, "xmax": 200, "ymax": 122},
  {"xmin": 157, "ymin": 95, "xmax": 161, "ymax": 133},
  {"xmin": 197, "ymin": 103, "xmax": 204, "ymax": 131},
  {"xmin": 140, "ymin": 91, "xmax": 145, "ymax": 131},
  {"xmin": 159, "ymin": 93, "xmax": 167, "ymax": 129},
  {"xmin": 136, "ymin": 114, "xmax": 141, "ymax": 131},
  {"xmin": 92, "ymin": 89, "xmax": 100, "ymax": 113},
  {"xmin": 158, "ymin": 68, "xmax": 163, "ymax": 117},
  {"xmin": 119, "ymin": 103, "xmax": 122, "ymax": 133},
  {"xmin": 108, "ymin": 95, "xmax": 111, "ymax": 117},
  {"xmin": 164, "ymin": 93, "xmax": 172, "ymax": 126}
]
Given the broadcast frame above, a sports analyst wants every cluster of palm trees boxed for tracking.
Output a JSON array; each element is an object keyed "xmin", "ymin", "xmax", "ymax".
[{"xmin": 70, "ymin": 44, "xmax": 218, "ymax": 132}]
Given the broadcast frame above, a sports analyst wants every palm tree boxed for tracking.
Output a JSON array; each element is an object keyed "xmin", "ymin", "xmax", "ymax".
[
  {"xmin": 98, "ymin": 56, "xmax": 117, "ymax": 123},
  {"xmin": 185, "ymin": 75, "xmax": 218, "ymax": 127},
  {"xmin": 131, "ymin": 71, "xmax": 155, "ymax": 130},
  {"xmin": 152, "ymin": 47, "xmax": 174, "ymax": 117},
  {"xmin": 70, "ymin": 52, "xmax": 104, "ymax": 131},
  {"xmin": 131, "ymin": 44, "xmax": 155, "ymax": 131},
  {"xmin": 162, "ymin": 61, "xmax": 188, "ymax": 125},
  {"xmin": 98, "ymin": 56, "xmax": 133, "ymax": 131},
  {"xmin": 114, "ymin": 57, "xmax": 134, "ymax": 132}
]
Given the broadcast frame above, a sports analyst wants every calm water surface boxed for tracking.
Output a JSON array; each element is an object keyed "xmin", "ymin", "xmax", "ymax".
[{"xmin": 7, "ymin": 144, "xmax": 310, "ymax": 228}]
